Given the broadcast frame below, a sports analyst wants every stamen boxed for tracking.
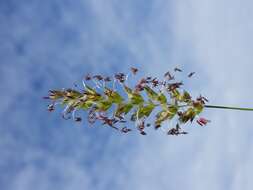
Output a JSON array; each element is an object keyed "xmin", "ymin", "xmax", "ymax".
[
  {"xmin": 72, "ymin": 108, "xmax": 77, "ymax": 120},
  {"xmin": 113, "ymin": 79, "xmax": 116, "ymax": 91},
  {"xmin": 125, "ymin": 72, "xmax": 130, "ymax": 86},
  {"xmin": 62, "ymin": 105, "xmax": 73, "ymax": 120},
  {"xmin": 92, "ymin": 79, "xmax": 102, "ymax": 89},
  {"xmin": 82, "ymin": 80, "xmax": 86, "ymax": 89}
]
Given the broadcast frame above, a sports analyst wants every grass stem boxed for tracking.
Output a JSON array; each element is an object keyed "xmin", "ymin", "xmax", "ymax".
[{"xmin": 204, "ymin": 104, "xmax": 253, "ymax": 111}]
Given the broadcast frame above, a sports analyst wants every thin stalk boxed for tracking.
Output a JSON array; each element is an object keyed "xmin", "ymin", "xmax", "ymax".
[{"xmin": 204, "ymin": 104, "xmax": 253, "ymax": 111}]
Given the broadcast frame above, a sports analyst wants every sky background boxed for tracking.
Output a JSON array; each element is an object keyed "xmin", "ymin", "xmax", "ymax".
[{"xmin": 1, "ymin": 0, "xmax": 253, "ymax": 189}]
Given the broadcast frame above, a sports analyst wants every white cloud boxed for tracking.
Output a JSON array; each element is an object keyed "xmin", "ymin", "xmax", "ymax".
[{"xmin": 2, "ymin": 0, "xmax": 253, "ymax": 190}]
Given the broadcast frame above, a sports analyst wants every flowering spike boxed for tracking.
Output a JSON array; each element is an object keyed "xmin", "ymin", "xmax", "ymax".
[{"xmin": 44, "ymin": 67, "xmax": 253, "ymax": 136}]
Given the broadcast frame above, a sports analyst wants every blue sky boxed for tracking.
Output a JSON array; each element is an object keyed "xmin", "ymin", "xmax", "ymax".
[{"xmin": 1, "ymin": 0, "xmax": 253, "ymax": 189}]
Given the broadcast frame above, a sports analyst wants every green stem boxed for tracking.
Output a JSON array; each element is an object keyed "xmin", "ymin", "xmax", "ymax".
[{"xmin": 204, "ymin": 104, "xmax": 253, "ymax": 111}]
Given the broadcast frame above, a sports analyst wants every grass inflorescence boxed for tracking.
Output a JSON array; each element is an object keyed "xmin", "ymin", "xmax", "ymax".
[{"xmin": 43, "ymin": 67, "xmax": 217, "ymax": 136}]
